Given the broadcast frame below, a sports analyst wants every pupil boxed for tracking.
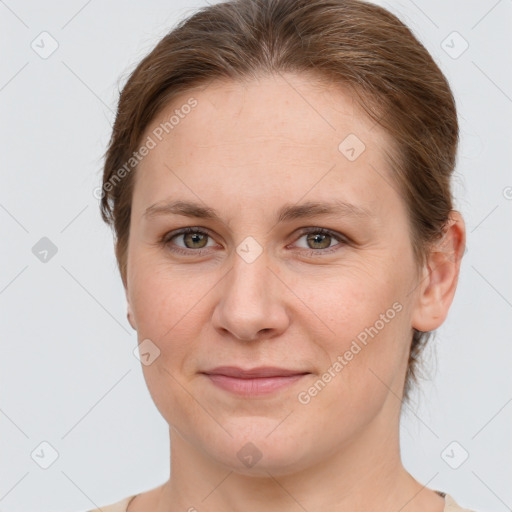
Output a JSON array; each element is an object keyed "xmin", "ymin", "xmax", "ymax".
[
  {"xmin": 308, "ymin": 233, "xmax": 329, "ymax": 249},
  {"xmin": 186, "ymin": 232, "xmax": 206, "ymax": 248}
]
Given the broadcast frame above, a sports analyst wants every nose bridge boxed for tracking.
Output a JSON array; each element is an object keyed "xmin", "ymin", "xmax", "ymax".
[
  {"xmin": 222, "ymin": 229, "xmax": 267, "ymax": 286},
  {"xmin": 212, "ymin": 239, "xmax": 289, "ymax": 340},
  {"xmin": 228, "ymin": 242, "xmax": 274, "ymax": 307}
]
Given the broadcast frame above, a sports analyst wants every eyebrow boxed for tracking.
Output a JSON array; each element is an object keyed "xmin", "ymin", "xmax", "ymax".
[{"xmin": 143, "ymin": 199, "xmax": 375, "ymax": 223}]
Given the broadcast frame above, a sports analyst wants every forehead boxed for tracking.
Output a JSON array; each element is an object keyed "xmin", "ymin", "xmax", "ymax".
[
  {"xmin": 147, "ymin": 73, "xmax": 387, "ymax": 151},
  {"xmin": 133, "ymin": 73, "xmax": 397, "ymax": 215}
]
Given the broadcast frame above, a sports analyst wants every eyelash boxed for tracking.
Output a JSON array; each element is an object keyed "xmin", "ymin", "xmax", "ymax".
[{"xmin": 160, "ymin": 226, "xmax": 347, "ymax": 257}]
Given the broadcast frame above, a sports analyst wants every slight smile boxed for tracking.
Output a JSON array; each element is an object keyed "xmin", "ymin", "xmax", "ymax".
[{"xmin": 201, "ymin": 366, "xmax": 311, "ymax": 396}]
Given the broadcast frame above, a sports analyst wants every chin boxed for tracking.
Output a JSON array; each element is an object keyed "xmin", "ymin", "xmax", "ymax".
[{"xmin": 201, "ymin": 418, "xmax": 319, "ymax": 477}]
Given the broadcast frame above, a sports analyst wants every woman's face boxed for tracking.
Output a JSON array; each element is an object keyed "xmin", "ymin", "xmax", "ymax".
[{"xmin": 125, "ymin": 73, "xmax": 427, "ymax": 475}]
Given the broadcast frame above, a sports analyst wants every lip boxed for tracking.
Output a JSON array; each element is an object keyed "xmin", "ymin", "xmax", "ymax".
[
  {"xmin": 203, "ymin": 366, "xmax": 309, "ymax": 378},
  {"xmin": 201, "ymin": 366, "xmax": 310, "ymax": 396}
]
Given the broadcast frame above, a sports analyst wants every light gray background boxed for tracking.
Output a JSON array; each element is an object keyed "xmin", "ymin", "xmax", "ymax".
[{"xmin": 1, "ymin": 1, "xmax": 511, "ymax": 511}]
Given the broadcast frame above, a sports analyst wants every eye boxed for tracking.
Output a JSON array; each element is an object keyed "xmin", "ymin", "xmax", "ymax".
[
  {"xmin": 162, "ymin": 227, "xmax": 218, "ymax": 255},
  {"xmin": 160, "ymin": 226, "xmax": 347, "ymax": 257},
  {"xmin": 291, "ymin": 227, "xmax": 346, "ymax": 254}
]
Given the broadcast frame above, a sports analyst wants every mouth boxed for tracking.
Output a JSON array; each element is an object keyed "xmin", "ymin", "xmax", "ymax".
[{"xmin": 200, "ymin": 366, "xmax": 311, "ymax": 396}]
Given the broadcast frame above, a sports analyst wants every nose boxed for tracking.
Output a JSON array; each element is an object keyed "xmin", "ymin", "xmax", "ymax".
[{"xmin": 211, "ymin": 251, "xmax": 290, "ymax": 342}]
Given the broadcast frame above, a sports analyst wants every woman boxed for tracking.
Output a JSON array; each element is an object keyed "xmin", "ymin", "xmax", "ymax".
[{"xmin": 90, "ymin": 0, "xmax": 475, "ymax": 510}]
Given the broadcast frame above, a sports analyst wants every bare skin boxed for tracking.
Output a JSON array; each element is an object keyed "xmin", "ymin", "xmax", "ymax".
[{"xmin": 123, "ymin": 72, "xmax": 465, "ymax": 512}]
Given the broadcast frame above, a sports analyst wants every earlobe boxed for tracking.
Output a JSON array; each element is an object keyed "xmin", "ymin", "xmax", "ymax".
[
  {"xmin": 127, "ymin": 306, "xmax": 137, "ymax": 331},
  {"xmin": 411, "ymin": 211, "xmax": 466, "ymax": 332},
  {"xmin": 126, "ymin": 289, "xmax": 137, "ymax": 331}
]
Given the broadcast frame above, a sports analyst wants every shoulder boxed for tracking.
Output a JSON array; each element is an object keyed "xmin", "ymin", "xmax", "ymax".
[
  {"xmin": 443, "ymin": 493, "xmax": 481, "ymax": 512},
  {"xmin": 86, "ymin": 494, "xmax": 137, "ymax": 512}
]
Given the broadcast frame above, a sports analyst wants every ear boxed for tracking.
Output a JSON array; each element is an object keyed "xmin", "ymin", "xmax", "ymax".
[
  {"xmin": 125, "ymin": 286, "xmax": 137, "ymax": 331},
  {"xmin": 411, "ymin": 210, "xmax": 466, "ymax": 332}
]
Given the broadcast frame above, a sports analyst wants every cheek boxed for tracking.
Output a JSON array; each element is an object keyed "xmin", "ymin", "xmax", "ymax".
[
  {"xmin": 140, "ymin": 362, "xmax": 204, "ymax": 437},
  {"xmin": 289, "ymin": 259, "xmax": 403, "ymax": 339},
  {"xmin": 129, "ymin": 252, "xmax": 207, "ymax": 336},
  {"xmin": 130, "ymin": 267, "xmax": 208, "ymax": 428},
  {"xmin": 290, "ymin": 264, "xmax": 410, "ymax": 399},
  {"xmin": 296, "ymin": 309, "xmax": 408, "ymax": 438}
]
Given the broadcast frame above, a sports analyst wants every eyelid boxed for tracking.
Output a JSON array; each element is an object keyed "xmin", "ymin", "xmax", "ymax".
[
  {"xmin": 162, "ymin": 226, "xmax": 217, "ymax": 247},
  {"xmin": 290, "ymin": 227, "xmax": 347, "ymax": 252},
  {"xmin": 163, "ymin": 226, "xmax": 213, "ymax": 241}
]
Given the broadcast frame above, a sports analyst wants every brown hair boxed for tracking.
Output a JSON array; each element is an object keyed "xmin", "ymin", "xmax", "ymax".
[{"xmin": 99, "ymin": 0, "xmax": 459, "ymax": 403}]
